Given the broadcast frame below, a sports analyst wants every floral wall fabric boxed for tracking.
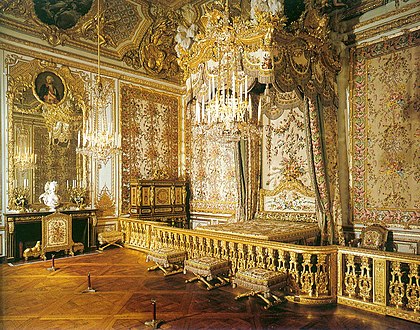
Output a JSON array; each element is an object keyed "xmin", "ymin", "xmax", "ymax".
[
  {"xmin": 120, "ymin": 83, "xmax": 179, "ymax": 213},
  {"xmin": 261, "ymin": 91, "xmax": 315, "ymax": 213},
  {"xmin": 189, "ymin": 127, "xmax": 240, "ymax": 217},
  {"xmin": 351, "ymin": 31, "xmax": 420, "ymax": 227}
]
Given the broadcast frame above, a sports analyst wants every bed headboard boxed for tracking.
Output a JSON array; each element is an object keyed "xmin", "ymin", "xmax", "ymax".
[{"xmin": 256, "ymin": 177, "xmax": 317, "ymax": 223}]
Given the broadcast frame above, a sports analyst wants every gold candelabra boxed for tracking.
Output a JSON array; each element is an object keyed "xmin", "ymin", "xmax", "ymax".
[
  {"xmin": 67, "ymin": 180, "xmax": 87, "ymax": 209},
  {"xmin": 11, "ymin": 186, "xmax": 29, "ymax": 212}
]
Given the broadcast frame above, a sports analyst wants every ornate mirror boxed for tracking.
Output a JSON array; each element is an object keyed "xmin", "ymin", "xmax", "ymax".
[{"xmin": 6, "ymin": 57, "xmax": 89, "ymax": 211}]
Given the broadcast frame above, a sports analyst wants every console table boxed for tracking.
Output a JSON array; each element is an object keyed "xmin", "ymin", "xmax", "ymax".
[{"xmin": 4, "ymin": 208, "xmax": 97, "ymax": 262}]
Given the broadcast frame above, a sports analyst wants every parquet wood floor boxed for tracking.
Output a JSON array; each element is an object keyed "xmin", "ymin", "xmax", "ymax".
[{"xmin": 0, "ymin": 248, "xmax": 418, "ymax": 330}]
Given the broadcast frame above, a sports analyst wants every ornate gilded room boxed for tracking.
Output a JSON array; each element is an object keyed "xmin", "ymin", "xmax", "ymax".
[{"xmin": 0, "ymin": 0, "xmax": 419, "ymax": 329}]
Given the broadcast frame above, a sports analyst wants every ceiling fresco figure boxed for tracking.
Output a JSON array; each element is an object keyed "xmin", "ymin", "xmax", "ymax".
[{"xmin": 33, "ymin": 0, "xmax": 93, "ymax": 30}]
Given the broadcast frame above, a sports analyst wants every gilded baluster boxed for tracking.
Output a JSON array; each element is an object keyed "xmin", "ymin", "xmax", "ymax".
[
  {"xmin": 214, "ymin": 240, "xmax": 221, "ymax": 259},
  {"xmin": 145, "ymin": 223, "xmax": 152, "ymax": 249},
  {"xmin": 389, "ymin": 261, "xmax": 405, "ymax": 308},
  {"xmin": 221, "ymin": 240, "xmax": 229, "ymax": 260},
  {"xmin": 138, "ymin": 223, "xmax": 147, "ymax": 247},
  {"xmin": 170, "ymin": 232, "xmax": 176, "ymax": 248},
  {"xmin": 157, "ymin": 230, "xmax": 164, "ymax": 247},
  {"xmin": 256, "ymin": 246, "xmax": 266, "ymax": 269},
  {"xmin": 137, "ymin": 223, "xmax": 143, "ymax": 247},
  {"xmin": 135, "ymin": 222, "xmax": 140, "ymax": 246},
  {"xmin": 178, "ymin": 233, "xmax": 185, "ymax": 251},
  {"xmin": 227, "ymin": 241, "xmax": 237, "ymax": 273},
  {"xmin": 186, "ymin": 235, "xmax": 193, "ymax": 257},
  {"xmin": 315, "ymin": 254, "xmax": 329, "ymax": 297},
  {"xmin": 137, "ymin": 222, "xmax": 142, "ymax": 246},
  {"xmin": 358, "ymin": 256, "xmax": 373, "ymax": 302},
  {"xmin": 120, "ymin": 220, "xmax": 128, "ymax": 244},
  {"xmin": 160, "ymin": 229, "xmax": 166, "ymax": 248},
  {"xmin": 179, "ymin": 234, "xmax": 186, "ymax": 251},
  {"xmin": 174, "ymin": 232, "xmax": 179, "ymax": 249},
  {"xmin": 198, "ymin": 237, "xmax": 205, "ymax": 256},
  {"xmin": 163, "ymin": 231, "xmax": 169, "ymax": 247},
  {"xmin": 207, "ymin": 238, "xmax": 214, "ymax": 257},
  {"xmin": 192, "ymin": 236, "xmax": 199, "ymax": 258},
  {"xmin": 128, "ymin": 222, "xmax": 134, "ymax": 245},
  {"xmin": 247, "ymin": 245, "xmax": 256, "ymax": 268},
  {"xmin": 344, "ymin": 254, "xmax": 357, "ymax": 297},
  {"xmin": 289, "ymin": 252, "xmax": 300, "ymax": 295},
  {"xmin": 137, "ymin": 223, "xmax": 143, "ymax": 246},
  {"xmin": 277, "ymin": 250, "xmax": 287, "ymax": 272},
  {"xmin": 237, "ymin": 243, "xmax": 247, "ymax": 270},
  {"xmin": 267, "ymin": 248, "xmax": 276, "ymax": 271},
  {"xmin": 300, "ymin": 253, "xmax": 314, "ymax": 296},
  {"xmin": 406, "ymin": 263, "xmax": 420, "ymax": 312}
]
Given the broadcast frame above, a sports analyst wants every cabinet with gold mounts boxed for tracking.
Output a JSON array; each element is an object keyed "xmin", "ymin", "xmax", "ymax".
[{"xmin": 129, "ymin": 180, "xmax": 188, "ymax": 228}]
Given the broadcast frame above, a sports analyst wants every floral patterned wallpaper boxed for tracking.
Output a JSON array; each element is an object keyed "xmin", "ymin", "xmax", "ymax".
[
  {"xmin": 120, "ymin": 83, "xmax": 179, "ymax": 213},
  {"xmin": 351, "ymin": 31, "xmax": 420, "ymax": 227},
  {"xmin": 189, "ymin": 124, "xmax": 240, "ymax": 217}
]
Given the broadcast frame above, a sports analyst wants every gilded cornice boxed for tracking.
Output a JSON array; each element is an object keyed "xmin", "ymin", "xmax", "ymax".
[
  {"xmin": 0, "ymin": 0, "xmax": 186, "ymax": 82},
  {"xmin": 341, "ymin": 0, "xmax": 384, "ymax": 20},
  {"xmin": 353, "ymin": 13, "xmax": 420, "ymax": 45},
  {"xmin": 352, "ymin": 2, "xmax": 419, "ymax": 31},
  {"xmin": 0, "ymin": 34, "xmax": 184, "ymax": 95}
]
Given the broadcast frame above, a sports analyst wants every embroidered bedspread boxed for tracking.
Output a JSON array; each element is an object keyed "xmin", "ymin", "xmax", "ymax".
[{"xmin": 195, "ymin": 220, "xmax": 320, "ymax": 243}]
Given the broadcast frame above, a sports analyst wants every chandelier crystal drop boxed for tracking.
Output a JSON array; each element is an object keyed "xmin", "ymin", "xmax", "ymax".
[{"xmin": 76, "ymin": 0, "xmax": 121, "ymax": 164}]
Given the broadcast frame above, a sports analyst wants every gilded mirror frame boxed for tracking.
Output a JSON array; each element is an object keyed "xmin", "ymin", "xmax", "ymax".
[{"xmin": 6, "ymin": 56, "xmax": 89, "ymax": 211}]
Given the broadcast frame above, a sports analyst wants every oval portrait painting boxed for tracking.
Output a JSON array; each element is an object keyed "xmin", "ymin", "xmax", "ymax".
[{"xmin": 34, "ymin": 71, "xmax": 66, "ymax": 105}]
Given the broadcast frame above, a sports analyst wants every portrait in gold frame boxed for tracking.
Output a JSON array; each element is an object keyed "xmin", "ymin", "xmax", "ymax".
[{"xmin": 33, "ymin": 70, "xmax": 66, "ymax": 106}]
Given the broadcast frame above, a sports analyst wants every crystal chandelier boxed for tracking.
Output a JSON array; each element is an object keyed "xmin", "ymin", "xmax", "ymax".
[
  {"xmin": 14, "ymin": 124, "xmax": 37, "ymax": 171},
  {"xmin": 177, "ymin": 0, "xmax": 280, "ymax": 141},
  {"xmin": 76, "ymin": 0, "xmax": 120, "ymax": 164}
]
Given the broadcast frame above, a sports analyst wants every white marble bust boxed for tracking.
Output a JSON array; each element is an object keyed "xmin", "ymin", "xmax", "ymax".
[{"xmin": 39, "ymin": 181, "xmax": 61, "ymax": 211}]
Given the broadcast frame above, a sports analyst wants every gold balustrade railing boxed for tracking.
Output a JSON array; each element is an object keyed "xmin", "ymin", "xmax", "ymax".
[
  {"xmin": 119, "ymin": 217, "xmax": 419, "ymax": 324},
  {"xmin": 338, "ymin": 247, "xmax": 420, "ymax": 323}
]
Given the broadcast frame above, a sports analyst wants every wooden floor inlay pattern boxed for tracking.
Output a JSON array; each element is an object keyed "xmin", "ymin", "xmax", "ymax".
[{"xmin": 0, "ymin": 248, "xmax": 418, "ymax": 329}]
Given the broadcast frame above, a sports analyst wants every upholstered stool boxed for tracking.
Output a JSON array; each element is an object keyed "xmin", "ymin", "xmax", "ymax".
[
  {"xmin": 233, "ymin": 267, "xmax": 287, "ymax": 309},
  {"xmin": 184, "ymin": 256, "xmax": 230, "ymax": 290},
  {"xmin": 146, "ymin": 247, "xmax": 186, "ymax": 276},
  {"xmin": 98, "ymin": 231, "xmax": 124, "ymax": 251}
]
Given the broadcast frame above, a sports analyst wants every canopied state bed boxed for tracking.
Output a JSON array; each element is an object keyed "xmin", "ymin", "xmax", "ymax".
[{"xmin": 196, "ymin": 179, "xmax": 321, "ymax": 245}]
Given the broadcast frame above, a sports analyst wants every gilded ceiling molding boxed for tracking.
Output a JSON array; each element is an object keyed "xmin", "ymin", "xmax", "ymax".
[
  {"xmin": 0, "ymin": 36, "xmax": 183, "ymax": 95},
  {"xmin": 122, "ymin": 3, "xmax": 183, "ymax": 83},
  {"xmin": 0, "ymin": 0, "xmax": 144, "ymax": 58}
]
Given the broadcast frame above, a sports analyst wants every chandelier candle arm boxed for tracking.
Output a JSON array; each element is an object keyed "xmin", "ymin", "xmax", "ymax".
[{"xmin": 76, "ymin": 0, "xmax": 121, "ymax": 164}]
